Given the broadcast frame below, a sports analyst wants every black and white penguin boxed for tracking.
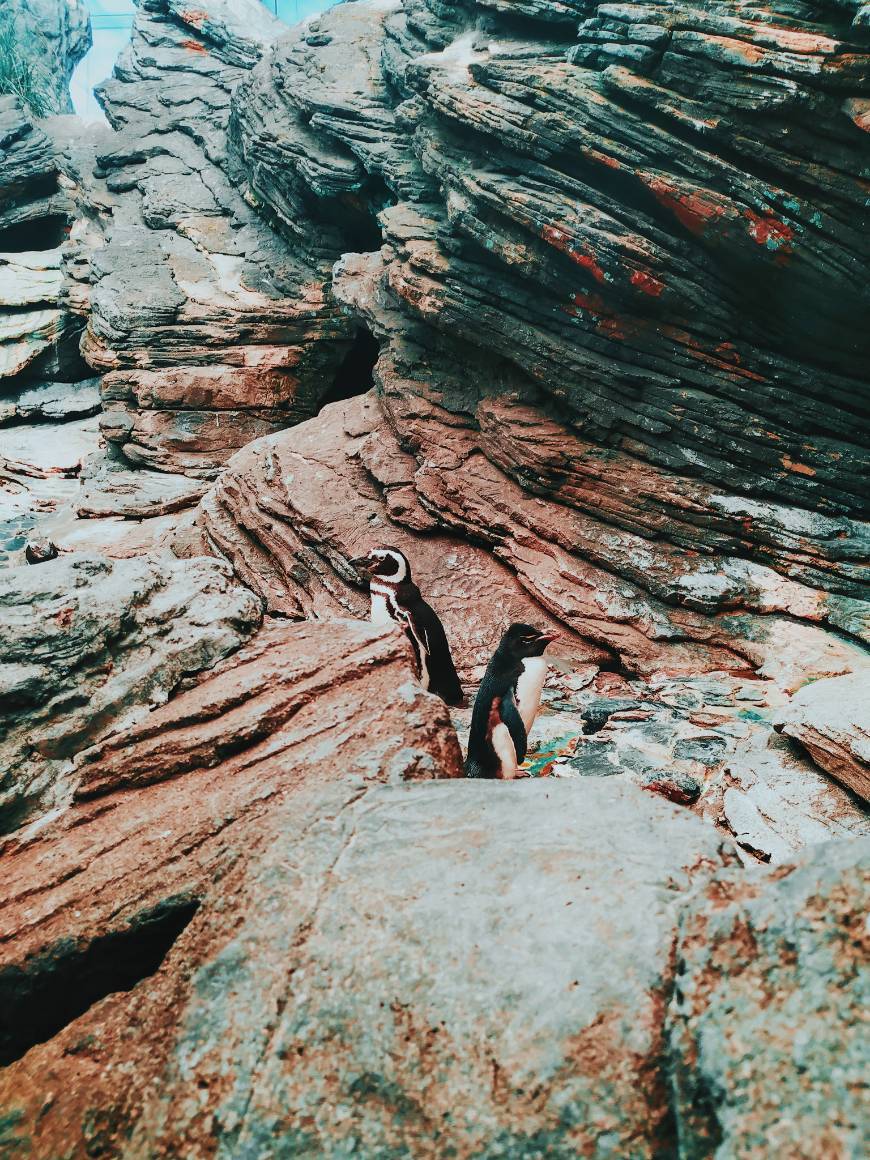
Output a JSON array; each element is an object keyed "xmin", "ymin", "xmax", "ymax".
[
  {"xmin": 353, "ymin": 547, "xmax": 464, "ymax": 706},
  {"xmin": 465, "ymin": 623, "xmax": 557, "ymax": 779}
]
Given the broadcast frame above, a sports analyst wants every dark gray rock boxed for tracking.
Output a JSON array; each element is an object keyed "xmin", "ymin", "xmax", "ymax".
[
  {"xmin": 641, "ymin": 769, "xmax": 702, "ymax": 806},
  {"xmin": 23, "ymin": 537, "xmax": 58, "ymax": 564},
  {"xmin": 0, "ymin": 377, "xmax": 100, "ymax": 425}
]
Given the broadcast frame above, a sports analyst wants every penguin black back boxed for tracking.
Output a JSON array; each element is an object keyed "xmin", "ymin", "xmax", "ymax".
[
  {"xmin": 465, "ymin": 624, "xmax": 553, "ymax": 779},
  {"xmin": 353, "ymin": 546, "xmax": 464, "ymax": 706}
]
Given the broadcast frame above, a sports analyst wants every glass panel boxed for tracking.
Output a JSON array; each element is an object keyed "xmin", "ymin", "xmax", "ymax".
[{"xmin": 70, "ymin": 0, "xmax": 135, "ymax": 122}]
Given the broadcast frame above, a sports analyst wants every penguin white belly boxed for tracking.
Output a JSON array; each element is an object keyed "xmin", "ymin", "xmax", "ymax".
[
  {"xmin": 515, "ymin": 657, "xmax": 547, "ymax": 732},
  {"xmin": 370, "ymin": 591, "xmax": 393, "ymax": 625},
  {"xmin": 491, "ymin": 722, "xmax": 520, "ymax": 779}
]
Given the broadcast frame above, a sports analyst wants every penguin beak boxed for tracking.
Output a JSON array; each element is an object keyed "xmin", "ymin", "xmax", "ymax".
[
  {"xmin": 538, "ymin": 632, "xmax": 559, "ymax": 648},
  {"xmin": 350, "ymin": 554, "xmax": 377, "ymax": 574}
]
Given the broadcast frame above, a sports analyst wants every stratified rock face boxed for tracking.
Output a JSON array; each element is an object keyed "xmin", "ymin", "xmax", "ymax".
[
  {"xmin": 0, "ymin": 552, "xmax": 261, "ymax": 831},
  {"xmin": 82, "ymin": 0, "xmax": 356, "ymax": 478},
  {"xmin": 668, "ymin": 837, "xmax": 870, "ymax": 1157},
  {"xmin": 192, "ymin": 0, "xmax": 869, "ymax": 716},
  {"xmin": 191, "ymin": 393, "xmax": 605, "ymax": 674},
  {"xmin": 0, "ymin": 98, "xmax": 84, "ymax": 389},
  {"xmin": 1, "ymin": 0, "xmax": 91, "ymax": 116}
]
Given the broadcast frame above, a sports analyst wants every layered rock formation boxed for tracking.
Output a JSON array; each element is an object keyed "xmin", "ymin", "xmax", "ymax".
[
  {"xmin": 0, "ymin": 97, "xmax": 111, "ymax": 564},
  {"xmin": 0, "ymin": 616, "xmax": 464, "ymax": 1151},
  {"xmin": 85, "ymin": 0, "xmax": 357, "ymax": 478},
  {"xmin": 0, "ymin": 552, "xmax": 261, "ymax": 831},
  {"xmin": 181, "ymin": 0, "xmax": 869, "ymax": 818},
  {"xmin": 0, "ymin": 99, "xmax": 83, "ymax": 389},
  {"xmin": 0, "ymin": 0, "xmax": 868, "ymax": 1154}
]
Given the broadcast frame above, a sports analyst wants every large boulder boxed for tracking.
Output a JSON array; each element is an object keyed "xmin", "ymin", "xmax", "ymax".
[
  {"xmin": 0, "ymin": 749, "xmax": 739, "ymax": 1156},
  {"xmin": 668, "ymin": 837, "xmax": 870, "ymax": 1157},
  {"xmin": 0, "ymin": 618, "xmax": 463, "ymax": 1155}
]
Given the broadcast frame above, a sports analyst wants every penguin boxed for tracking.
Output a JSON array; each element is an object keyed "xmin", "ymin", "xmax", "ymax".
[
  {"xmin": 352, "ymin": 547, "xmax": 464, "ymax": 706},
  {"xmin": 465, "ymin": 623, "xmax": 557, "ymax": 779}
]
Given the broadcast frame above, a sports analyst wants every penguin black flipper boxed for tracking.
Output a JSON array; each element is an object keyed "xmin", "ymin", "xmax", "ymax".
[
  {"xmin": 500, "ymin": 690, "xmax": 528, "ymax": 765},
  {"xmin": 409, "ymin": 595, "xmax": 464, "ymax": 706}
]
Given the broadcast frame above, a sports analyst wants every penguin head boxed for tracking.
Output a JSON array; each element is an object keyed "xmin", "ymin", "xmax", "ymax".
[
  {"xmin": 355, "ymin": 547, "xmax": 411, "ymax": 584},
  {"xmin": 499, "ymin": 623, "xmax": 558, "ymax": 660}
]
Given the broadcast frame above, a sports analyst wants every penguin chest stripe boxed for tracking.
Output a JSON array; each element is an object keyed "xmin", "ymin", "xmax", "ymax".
[{"xmin": 515, "ymin": 657, "xmax": 546, "ymax": 732}]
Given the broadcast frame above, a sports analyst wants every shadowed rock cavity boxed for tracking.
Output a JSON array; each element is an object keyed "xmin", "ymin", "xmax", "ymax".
[
  {"xmin": 320, "ymin": 324, "xmax": 381, "ymax": 408},
  {"xmin": 0, "ymin": 896, "xmax": 199, "ymax": 1067}
]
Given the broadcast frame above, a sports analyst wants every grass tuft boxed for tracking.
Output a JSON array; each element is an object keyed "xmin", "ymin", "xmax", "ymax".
[{"xmin": 0, "ymin": 14, "xmax": 55, "ymax": 118}]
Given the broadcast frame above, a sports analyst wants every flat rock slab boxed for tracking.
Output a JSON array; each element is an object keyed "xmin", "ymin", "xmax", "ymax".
[
  {"xmin": 669, "ymin": 837, "xmax": 870, "ymax": 1158},
  {"xmin": 0, "ymin": 378, "xmax": 101, "ymax": 426},
  {"xmin": 76, "ymin": 469, "xmax": 209, "ymax": 519},
  {"xmin": 776, "ymin": 673, "xmax": 870, "ymax": 803}
]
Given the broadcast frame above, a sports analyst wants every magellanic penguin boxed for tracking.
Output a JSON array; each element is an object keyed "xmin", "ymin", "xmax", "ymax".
[
  {"xmin": 465, "ymin": 623, "xmax": 557, "ymax": 779},
  {"xmin": 352, "ymin": 547, "xmax": 464, "ymax": 706}
]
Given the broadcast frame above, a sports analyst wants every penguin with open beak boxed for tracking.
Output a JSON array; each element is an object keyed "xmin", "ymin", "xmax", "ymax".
[
  {"xmin": 465, "ymin": 623, "xmax": 558, "ymax": 779},
  {"xmin": 351, "ymin": 546, "xmax": 464, "ymax": 706}
]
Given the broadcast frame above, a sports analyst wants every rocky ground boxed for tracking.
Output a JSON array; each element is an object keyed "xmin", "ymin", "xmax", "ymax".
[{"xmin": 0, "ymin": 0, "xmax": 868, "ymax": 1155}]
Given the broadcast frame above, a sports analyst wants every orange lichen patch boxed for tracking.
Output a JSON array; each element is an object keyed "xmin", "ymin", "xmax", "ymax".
[
  {"xmin": 575, "ymin": 251, "xmax": 606, "ymax": 283},
  {"xmin": 565, "ymin": 291, "xmax": 629, "ymax": 340},
  {"xmin": 630, "ymin": 270, "xmax": 666, "ymax": 297},
  {"xmin": 180, "ymin": 8, "xmax": 209, "ymax": 27},
  {"xmin": 179, "ymin": 38, "xmax": 207, "ymax": 53},
  {"xmin": 569, "ymin": 290, "xmax": 608, "ymax": 316},
  {"xmin": 781, "ymin": 456, "xmax": 816, "ymax": 476},
  {"xmin": 743, "ymin": 210, "xmax": 794, "ymax": 257},
  {"xmin": 661, "ymin": 325, "xmax": 766, "ymax": 382},
  {"xmin": 541, "ymin": 225, "xmax": 606, "ymax": 283},
  {"xmin": 644, "ymin": 176, "xmax": 726, "ymax": 237},
  {"xmin": 705, "ymin": 34, "xmax": 765, "ymax": 66},
  {"xmin": 757, "ymin": 27, "xmax": 840, "ymax": 54},
  {"xmin": 542, "ymin": 224, "xmax": 571, "ymax": 249},
  {"xmin": 714, "ymin": 342, "xmax": 740, "ymax": 364}
]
